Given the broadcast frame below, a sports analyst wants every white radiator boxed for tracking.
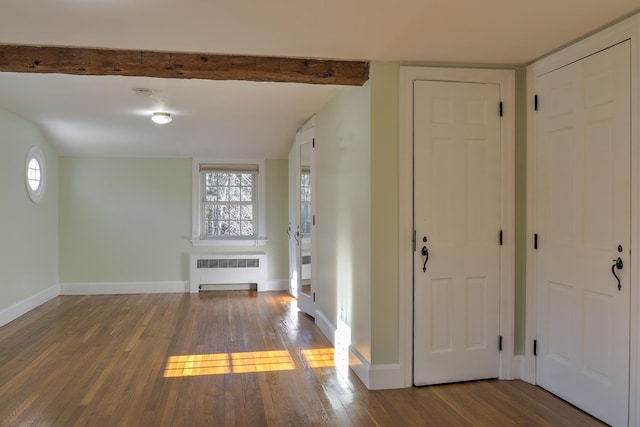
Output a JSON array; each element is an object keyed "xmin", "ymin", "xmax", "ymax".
[{"xmin": 189, "ymin": 252, "xmax": 267, "ymax": 293}]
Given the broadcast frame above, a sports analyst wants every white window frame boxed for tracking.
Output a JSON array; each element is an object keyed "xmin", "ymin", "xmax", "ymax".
[
  {"xmin": 25, "ymin": 145, "xmax": 46, "ymax": 203},
  {"xmin": 191, "ymin": 158, "xmax": 266, "ymax": 246}
]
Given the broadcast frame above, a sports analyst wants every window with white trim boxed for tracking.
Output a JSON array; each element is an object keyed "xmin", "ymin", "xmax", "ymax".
[
  {"xmin": 25, "ymin": 146, "xmax": 46, "ymax": 203},
  {"xmin": 192, "ymin": 159, "xmax": 266, "ymax": 245}
]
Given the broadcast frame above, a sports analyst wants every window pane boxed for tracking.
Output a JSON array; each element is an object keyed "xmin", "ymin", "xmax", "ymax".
[
  {"xmin": 217, "ymin": 173, "xmax": 229, "ymax": 186},
  {"xmin": 301, "ymin": 173, "xmax": 311, "ymax": 202},
  {"xmin": 216, "ymin": 221, "xmax": 229, "ymax": 236},
  {"xmin": 205, "ymin": 205, "xmax": 214, "ymax": 220},
  {"xmin": 205, "ymin": 186, "xmax": 217, "ymax": 202},
  {"xmin": 241, "ymin": 187, "xmax": 252, "ymax": 201},
  {"xmin": 219, "ymin": 205, "xmax": 229, "ymax": 220},
  {"xmin": 27, "ymin": 158, "xmax": 41, "ymax": 191},
  {"xmin": 241, "ymin": 205, "xmax": 253, "ymax": 220},
  {"xmin": 229, "ymin": 186, "xmax": 241, "ymax": 201},
  {"xmin": 200, "ymin": 169, "xmax": 257, "ymax": 238},
  {"xmin": 241, "ymin": 221, "xmax": 254, "ymax": 236},
  {"xmin": 301, "ymin": 204, "xmax": 311, "ymax": 235},
  {"xmin": 230, "ymin": 205, "xmax": 241, "ymax": 220},
  {"xmin": 228, "ymin": 221, "xmax": 240, "ymax": 235},
  {"xmin": 218, "ymin": 187, "xmax": 229, "ymax": 202}
]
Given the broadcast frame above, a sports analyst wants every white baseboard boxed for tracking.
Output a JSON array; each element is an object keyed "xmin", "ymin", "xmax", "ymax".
[
  {"xmin": 349, "ymin": 346, "xmax": 372, "ymax": 388},
  {"xmin": 263, "ymin": 279, "xmax": 289, "ymax": 292},
  {"xmin": 511, "ymin": 355, "xmax": 524, "ymax": 380},
  {"xmin": 314, "ymin": 309, "xmax": 336, "ymax": 346},
  {"xmin": 349, "ymin": 346, "xmax": 404, "ymax": 390},
  {"xmin": 60, "ymin": 281, "xmax": 189, "ymax": 295},
  {"xmin": 0, "ymin": 284, "xmax": 60, "ymax": 328}
]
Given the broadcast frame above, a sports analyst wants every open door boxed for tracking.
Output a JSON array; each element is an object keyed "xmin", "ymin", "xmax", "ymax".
[
  {"xmin": 289, "ymin": 127, "xmax": 316, "ymax": 317},
  {"xmin": 288, "ymin": 142, "xmax": 300, "ymax": 298}
]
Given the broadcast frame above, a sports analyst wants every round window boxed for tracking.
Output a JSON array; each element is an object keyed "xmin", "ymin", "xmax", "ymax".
[{"xmin": 25, "ymin": 146, "xmax": 46, "ymax": 203}]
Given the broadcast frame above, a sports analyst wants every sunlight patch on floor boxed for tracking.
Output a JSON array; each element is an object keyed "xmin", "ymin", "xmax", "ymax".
[
  {"xmin": 163, "ymin": 350, "xmax": 295, "ymax": 377},
  {"xmin": 301, "ymin": 348, "xmax": 335, "ymax": 368}
]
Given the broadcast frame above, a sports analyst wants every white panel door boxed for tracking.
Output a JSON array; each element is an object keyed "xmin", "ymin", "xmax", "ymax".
[
  {"xmin": 535, "ymin": 42, "xmax": 630, "ymax": 427},
  {"xmin": 414, "ymin": 80, "xmax": 502, "ymax": 385}
]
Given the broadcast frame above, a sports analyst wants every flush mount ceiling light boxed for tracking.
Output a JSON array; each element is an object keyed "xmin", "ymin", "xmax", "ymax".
[{"xmin": 151, "ymin": 112, "xmax": 172, "ymax": 124}]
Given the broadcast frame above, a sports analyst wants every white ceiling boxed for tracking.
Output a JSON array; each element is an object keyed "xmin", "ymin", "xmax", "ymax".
[{"xmin": 0, "ymin": 0, "xmax": 638, "ymax": 158}]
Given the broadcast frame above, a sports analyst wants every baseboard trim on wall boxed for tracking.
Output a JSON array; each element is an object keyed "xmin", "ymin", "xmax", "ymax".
[
  {"xmin": 60, "ymin": 281, "xmax": 189, "ymax": 295},
  {"xmin": 0, "ymin": 284, "xmax": 60, "ymax": 328},
  {"xmin": 349, "ymin": 346, "xmax": 404, "ymax": 390},
  {"xmin": 314, "ymin": 309, "xmax": 336, "ymax": 347},
  {"xmin": 264, "ymin": 279, "xmax": 289, "ymax": 292},
  {"xmin": 511, "ymin": 355, "xmax": 524, "ymax": 381}
]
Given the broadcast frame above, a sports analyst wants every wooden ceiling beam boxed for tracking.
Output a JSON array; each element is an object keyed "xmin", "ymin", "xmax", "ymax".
[{"xmin": 0, "ymin": 44, "xmax": 370, "ymax": 86}]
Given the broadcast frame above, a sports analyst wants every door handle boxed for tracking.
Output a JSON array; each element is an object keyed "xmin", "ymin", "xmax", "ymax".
[
  {"xmin": 294, "ymin": 230, "xmax": 300, "ymax": 245},
  {"xmin": 612, "ymin": 257, "xmax": 623, "ymax": 291},
  {"xmin": 421, "ymin": 246, "xmax": 429, "ymax": 272}
]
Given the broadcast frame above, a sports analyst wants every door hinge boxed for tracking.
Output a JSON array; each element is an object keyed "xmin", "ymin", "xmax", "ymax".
[
  {"xmin": 499, "ymin": 101, "xmax": 503, "ymax": 117},
  {"xmin": 499, "ymin": 335, "xmax": 503, "ymax": 351},
  {"xmin": 313, "ymin": 215, "xmax": 316, "ymax": 226},
  {"xmin": 533, "ymin": 339, "xmax": 537, "ymax": 356},
  {"xmin": 499, "ymin": 229, "xmax": 503, "ymax": 246},
  {"xmin": 534, "ymin": 233, "xmax": 538, "ymax": 250},
  {"xmin": 313, "ymin": 292, "xmax": 316, "ymax": 302},
  {"xmin": 312, "ymin": 138, "xmax": 315, "ymax": 148},
  {"xmin": 534, "ymin": 95, "xmax": 538, "ymax": 111}
]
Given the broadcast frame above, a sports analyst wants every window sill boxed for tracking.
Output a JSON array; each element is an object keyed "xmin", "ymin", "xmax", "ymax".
[{"xmin": 190, "ymin": 239, "xmax": 267, "ymax": 247}]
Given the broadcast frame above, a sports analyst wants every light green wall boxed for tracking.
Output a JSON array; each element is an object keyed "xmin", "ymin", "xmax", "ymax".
[
  {"xmin": 265, "ymin": 159, "xmax": 289, "ymax": 280},
  {"xmin": 59, "ymin": 157, "xmax": 192, "ymax": 282},
  {"xmin": 370, "ymin": 63, "xmax": 400, "ymax": 364},
  {"xmin": 59, "ymin": 157, "xmax": 288, "ymax": 283},
  {"xmin": 316, "ymin": 85, "xmax": 372, "ymax": 360},
  {"xmin": 0, "ymin": 109, "xmax": 58, "ymax": 310},
  {"xmin": 368, "ymin": 62, "xmax": 528, "ymax": 363}
]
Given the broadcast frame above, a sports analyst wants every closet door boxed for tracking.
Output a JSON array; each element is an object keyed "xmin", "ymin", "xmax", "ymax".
[
  {"xmin": 534, "ymin": 41, "xmax": 631, "ymax": 427},
  {"xmin": 413, "ymin": 80, "xmax": 502, "ymax": 385}
]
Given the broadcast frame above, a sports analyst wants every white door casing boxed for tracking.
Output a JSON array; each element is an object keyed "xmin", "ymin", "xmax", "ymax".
[
  {"xmin": 533, "ymin": 42, "xmax": 631, "ymax": 427},
  {"xmin": 399, "ymin": 67, "xmax": 515, "ymax": 388},
  {"xmin": 413, "ymin": 80, "xmax": 502, "ymax": 385}
]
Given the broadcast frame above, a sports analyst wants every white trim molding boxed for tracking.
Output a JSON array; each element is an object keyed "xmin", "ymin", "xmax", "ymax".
[
  {"xmin": 60, "ymin": 281, "xmax": 189, "ymax": 295},
  {"xmin": 0, "ymin": 284, "xmax": 59, "ymax": 327},
  {"xmin": 399, "ymin": 66, "xmax": 516, "ymax": 388},
  {"xmin": 526, "ymin": 13, "xmax": 640, "ymax": 425},
  {"xmin": 191, "ymin": 157, "xmax": 267, "ymax": 245},
  {"xmin": 349, "ymin": 347, "xmax": 404, "ymax": 390},
  {"xmin": 314, "ymin": 309, "xmax": 335, "ymax": 346}
]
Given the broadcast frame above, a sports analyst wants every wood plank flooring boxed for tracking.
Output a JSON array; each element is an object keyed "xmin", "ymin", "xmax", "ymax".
[{"xmin": 0, "ymin": 291, "xmax": 605, "ymax": 426}]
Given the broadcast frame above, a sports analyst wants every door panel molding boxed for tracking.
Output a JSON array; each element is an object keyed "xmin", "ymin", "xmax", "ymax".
[
  {"xmin": 399, "ymin": 66, "xmax": 515, "ymax": 388},
  {"xmin": 525, "ymin": 12, "xmax": 640, "ymax": 426}
]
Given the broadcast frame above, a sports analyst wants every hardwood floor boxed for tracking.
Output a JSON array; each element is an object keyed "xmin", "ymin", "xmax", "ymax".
[{"xmin": 0, "ymin": 291, "xmax": 605, "ymax": 426}]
